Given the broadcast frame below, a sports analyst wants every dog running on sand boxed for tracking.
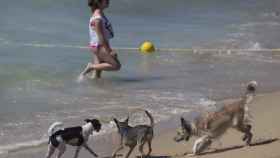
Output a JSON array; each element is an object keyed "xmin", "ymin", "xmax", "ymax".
[
  {"xmin": 45, "ymin": 119, "xmax": 101, "ymax": 158},
  {"xmin": 174, "ymin": 81, "xmax": 258, "ymax": 155},
  {"xmin": 112, "ymin": 110, "xmax": 154, "ymax": 158}
]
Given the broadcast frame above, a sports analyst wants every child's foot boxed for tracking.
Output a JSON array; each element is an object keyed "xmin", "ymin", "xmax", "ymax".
[
  {"xmin": 77, "ymin": 74, "xmax": 85, "ymax": 83},
  {"xmin": 82, "ymin": 63, "xmax": 94, "ymax": 76},
  {"xmin": 82, "ymin": 63, "xmax": 93, "ymax": 75},
  {"xmin": 77, "ymin": 63, "xmax": 93, "ymax": 82}
]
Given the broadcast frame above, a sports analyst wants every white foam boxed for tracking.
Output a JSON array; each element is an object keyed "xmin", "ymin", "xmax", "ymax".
[
  {"xmin": 198, "ymin": 98, "xmax": 216, "ymax": 107},
  {"xmin": 249, "ymin": 42, "xmax": 262, "ymax": 50},
  {"xmin": 0, "ymin": 139, "xmax": 48, "ymax": 155},
  {"xmin": 261, "ymin": 12, "xmax": 280, "ymax": 18},
  {"xmin": 168, "ymin": 108, "xmax": 191, "ymax": 115}
]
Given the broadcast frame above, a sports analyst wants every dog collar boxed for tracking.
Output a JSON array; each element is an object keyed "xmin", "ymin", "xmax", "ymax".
[{"xmin": 120, "ymin": 128, "xmax": 129, "ymax": 136}]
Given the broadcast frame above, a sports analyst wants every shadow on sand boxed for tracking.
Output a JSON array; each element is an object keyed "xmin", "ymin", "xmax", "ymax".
[
  {"xmin": 102, "ymin": 154, "xmax": 171, "ymax": 158},
  {"xmin": 101, "ymin": 138, "xmax": 278, "ymax": 158},
  {"xmin": 184, "ymin": 137, "xmax": 279, "ymax": 156},
  {"xmin": 137, "ymin": 156, "xmax": 171, "ymax": 158}
]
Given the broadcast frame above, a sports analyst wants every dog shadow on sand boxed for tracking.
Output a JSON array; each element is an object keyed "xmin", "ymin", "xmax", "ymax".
[
  {"xmin": 183, "ymin": 137, "xmax": 279, "ymax": 156},
  {"xmin": 136, "ymin": 156, "xmax": 171, "ymax": 158},
  {"xmin": 101, "ymin": 138, "xmax": 278, "ymax": 158},
  {"xmin": 102, "ymin": 154, "xmax": 171, "ymax": 158}
]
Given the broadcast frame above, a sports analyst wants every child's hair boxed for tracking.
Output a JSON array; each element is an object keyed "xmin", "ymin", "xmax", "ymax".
[{"xmin": 88, "ymin": 0, "xmax": 102, "ymax": 9}]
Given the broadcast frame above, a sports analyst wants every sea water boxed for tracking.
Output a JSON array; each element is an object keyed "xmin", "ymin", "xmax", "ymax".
[{"xmin": 1, "ymin": 0, "xmax": 280, "ymax": 154}]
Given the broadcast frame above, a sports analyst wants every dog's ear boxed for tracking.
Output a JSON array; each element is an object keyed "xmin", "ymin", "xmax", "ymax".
[
  {"xmin": 113, "ymin": 118, "xmax": 119, "ymax": 124},
  {"xmin": 91, "ymin": 119, "xmax": 101, "ymax": 131},
  {"xmin": 180, "ymin": 117, "xmax": 187, "ymax": 126},
  {"xmin": 113, "ymin": 118, "xmax": 120, "ymax": 130},
  {"xmin": 180, "ymin": 117, "xmax": 192, "ymax": 133},
  {"xmin": 84, "ymin": 119, "xmax": 91, "ymax": 123},
  {"xmin": 125, "ymin": 116, "xmax": 129, "ymax": 123},
  {"xmin": 181, "ymin": 117, "xmax": 192, "ymax": 133}
]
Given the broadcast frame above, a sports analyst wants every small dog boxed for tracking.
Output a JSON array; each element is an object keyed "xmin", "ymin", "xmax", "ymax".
[
  {"xmin": 45, "ymin": 119, "xmax": 101, "ymax": 158},
  {"xmin": 112, "ymin": 110, "xmax": 154, "ymax": 158},
  {"xmin": 174, "ymin": 81, "xmax": 258, "ymax": 155}
]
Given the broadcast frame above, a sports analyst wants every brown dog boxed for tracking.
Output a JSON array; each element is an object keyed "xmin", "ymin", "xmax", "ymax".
[{"xmin": 174, "ymin": 81, "xmax": 258, "ymax": 155}]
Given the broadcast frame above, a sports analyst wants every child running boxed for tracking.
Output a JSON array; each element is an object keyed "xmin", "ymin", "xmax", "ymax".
[{"xmin": 78, "ymin": 0, "xmax": 121, "ymax": 81}]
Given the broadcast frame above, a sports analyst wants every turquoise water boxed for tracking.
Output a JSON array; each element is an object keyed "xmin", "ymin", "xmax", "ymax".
[{"xmin": 1, "ymin": 0, "xmax": 280, "ymax": 154}]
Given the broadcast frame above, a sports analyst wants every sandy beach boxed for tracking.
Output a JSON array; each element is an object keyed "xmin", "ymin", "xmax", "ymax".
[
  {"xmin": 1, "ymin": 0, "xmax": 280, "ymax": 158},
  {"xmin": 149, "ymin": 92, "xmax": 280, "ymax": 158},
  {"xmin": 5, "ymin": 91, "xmax": 280, "ymax": 158}
]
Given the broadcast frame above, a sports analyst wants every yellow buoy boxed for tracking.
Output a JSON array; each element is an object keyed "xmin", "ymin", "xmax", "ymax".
[{"xmin": 139, "ymin": 41, "xmax": 155, "ymax": 54}]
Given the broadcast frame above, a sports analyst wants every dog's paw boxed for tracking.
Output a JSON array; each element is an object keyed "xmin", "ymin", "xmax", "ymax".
[
  {"xmin": 186, "ymin": 153, "xmax": 197, "ymax": 157},
  {"xmin": 242, "ymin": 144, "xmax": 252, "ymax": 150}
]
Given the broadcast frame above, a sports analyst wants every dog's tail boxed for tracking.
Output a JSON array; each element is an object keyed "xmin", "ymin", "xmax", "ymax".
[
  {"xmin": 145, "ymin": 110, "xmax": 154, "ymax": 127},
  {"xmin": 47, "ymin": 122, "xmax": 64, "ymax": 136}
]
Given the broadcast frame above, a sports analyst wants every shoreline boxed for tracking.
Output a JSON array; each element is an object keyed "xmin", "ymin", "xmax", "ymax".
[{"xmin": 5, "ymin": 91, "xmax": 280, "ymax": 158}]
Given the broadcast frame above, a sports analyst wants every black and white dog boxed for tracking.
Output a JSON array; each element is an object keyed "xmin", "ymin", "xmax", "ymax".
[{"xmin": 45, "ymin": 119, "xmax": 101, "ymax": 158}]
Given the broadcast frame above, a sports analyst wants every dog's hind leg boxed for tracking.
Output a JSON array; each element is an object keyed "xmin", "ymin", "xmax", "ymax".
[
  {"xmin": 112, "ymin": 136, "xmax": 124, "ymax": 158},
  {"xmin": 112, "ymin": 144, "xmax": 124, "ymax": 158},
  {"xmin": 138, "ymin": 135, "xmax": 148, "ymax": 157},
  {"xmin": 138, "ymin": 142, "xmax": 145, "ymax": 158},
  {"xmin": 125, "ymin": 145, "xmax": 136, "ymax": 158},
  {"xmin": 147, "ymin": 140, "xmax": 152, "ymax": 157},
  {"xmin": 192, "ymin": 136, "xmax": 212, "ymax": 155},
  {"xmin": 73, "ymin": 146, "xmax": 81, "ymax": 158}
]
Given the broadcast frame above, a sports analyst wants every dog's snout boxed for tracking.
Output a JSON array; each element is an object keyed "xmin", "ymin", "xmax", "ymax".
[
  {"xmin": 174, "ymin": 130, "xmax": 188, "ymax": 142},
  {"xmin": 246, "ymin": 80, "xmax": 258, "ymax": 92},
  {"xmin": 174, "ymin": 136, "xmax": 183, "ymax": 142}
]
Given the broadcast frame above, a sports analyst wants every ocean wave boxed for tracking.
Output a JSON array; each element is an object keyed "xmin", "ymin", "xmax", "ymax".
[
  {"xmin": 0, "ymin": 122, "xmax": 114, "ymax": 155},
  {"xmin": 0, "ymin": 104, "xmax": 195, "ymax": 155},
  {"xmin": 0, "ymin": 139, "xmax": 48, "ymax": 155},
  {"xmin": 239, "ymin": 21, "xmax": 280, "ymax": 29},
  {"xmin": 261, "ymin": 11, "xmax": 280, "ymax": 18}
]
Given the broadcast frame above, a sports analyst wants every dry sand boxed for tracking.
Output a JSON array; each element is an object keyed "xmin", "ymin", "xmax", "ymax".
[
  {"xmin": 149, "ymin": 92, "xmax": 280, "ymax": 158},
  {"xmin": 5, "ymin": 92, "xmax": 280, "ymax": 158}
]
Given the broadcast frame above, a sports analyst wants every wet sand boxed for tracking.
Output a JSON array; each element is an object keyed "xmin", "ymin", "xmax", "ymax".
[{"xmin": 5, "ymin": 92, "xmax": 280, "ymax": 158}]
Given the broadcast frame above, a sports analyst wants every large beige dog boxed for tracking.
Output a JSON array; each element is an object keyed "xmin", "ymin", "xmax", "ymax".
[{"xmin": 174, "ymin": 81, "xmax": 258, "ymax": 155}]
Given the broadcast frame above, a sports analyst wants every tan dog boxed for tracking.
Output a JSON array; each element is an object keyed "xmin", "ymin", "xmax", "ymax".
[
  {"xmin": 112, "ymin": 110, "xmax": 154, "ymax": 158},
  {"xmin": 174, "ymin": 81, "xmax": 258, "ymax": 155}
]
